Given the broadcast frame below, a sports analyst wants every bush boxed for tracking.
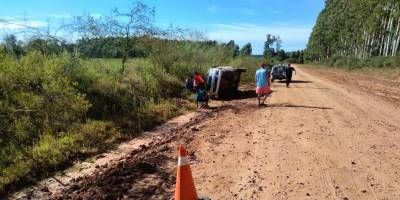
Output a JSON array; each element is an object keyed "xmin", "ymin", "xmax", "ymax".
[
  {"xmin": 139, "ymin": 100, "xmax": 179, "ymax": 129},
  {"xmin": 0, "ymin": 52, "xmax": 90, "ymax": 192},
  {"xmin": 31, "ymin": 134, "xmax": 77, "ymax": 171},
  {"xmin": 72, "ymin": 120, "xmax": 120, "ymax": 152},
  {"xmin": 0, "ymin": 160, "xmax": 33, "ymax": 193},
  {"xmin": 0, "ymin": 133, "xmax": 79, "ymax": 192},
  {"xmin": 316, "ymin": 56, "xmax": 400, "ymax": 70},
  {"xmin": 229, "ymin": 56, "xmax": 260, "ymax": 83}
]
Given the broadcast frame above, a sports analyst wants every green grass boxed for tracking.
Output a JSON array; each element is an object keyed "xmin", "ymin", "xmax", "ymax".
[
  {"xmin": 307, "ymin": 56, "xmax": 400, "ymax": 81},
  {"xmin": 308, "ymin": 56, "xmax": 400, "ymax": 70},
  {"xmin": 229, "ymin": 56, "xmax": 261, "ymax": 83}
]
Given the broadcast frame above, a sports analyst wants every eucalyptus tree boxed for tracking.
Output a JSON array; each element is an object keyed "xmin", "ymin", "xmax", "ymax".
[{"xmin": 306, "ymin": 0, "xmax": 400, "ymax": 61}]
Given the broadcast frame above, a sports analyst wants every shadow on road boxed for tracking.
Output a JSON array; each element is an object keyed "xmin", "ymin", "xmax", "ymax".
[
  {"xmin": 267, "ymin": 103, "xmax": 333, "ymax": 110},
  {"xmin": 235, "ymin": 90, "xmax": 258, "ymax": 99},
  {"xmin": 291, "ymin": 86, "xmax": 330, "ymax": 90},
  {"xmin": 273, "ymin": 85, "xmax": 330, "ymax": 90},
  {"xmin": 212, "ymin": 89, "xmax": 258, "ymax": 101},
  {"xmin": 277, "ymin": 80, "xmax": 313, "ymax": 84}
]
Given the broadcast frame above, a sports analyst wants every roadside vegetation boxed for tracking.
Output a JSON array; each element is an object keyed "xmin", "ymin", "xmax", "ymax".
[
  {"xmin": 0, "ymin": 36, "xmax": 262, "ymax": 193},
  {"xmin": 0, "ymin": 1, "xmax": 265, "ymax": 194}
]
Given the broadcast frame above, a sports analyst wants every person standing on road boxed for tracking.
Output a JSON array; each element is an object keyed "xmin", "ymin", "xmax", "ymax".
[
  {"xmin": 255, "ymin": 63, "xmax": 271, "ymax": 107},
  {"xmin": 285, "ymin": 64, "xmax": 296, "ymax": 88}
]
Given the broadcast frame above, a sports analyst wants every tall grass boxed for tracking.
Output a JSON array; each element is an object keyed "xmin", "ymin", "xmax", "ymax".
[
  {"xmin": 310, "ymin": 56, "xmax": 400, "ymax": 70},
  {"xmin": 307, "ymin": 56, "xmax": 400, "ymax": 80}
]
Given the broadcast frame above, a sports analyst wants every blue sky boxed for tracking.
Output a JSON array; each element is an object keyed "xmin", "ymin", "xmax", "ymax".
[{"xmin": 0, "ymin": 0, "xmax": 325, "ymax": 54}]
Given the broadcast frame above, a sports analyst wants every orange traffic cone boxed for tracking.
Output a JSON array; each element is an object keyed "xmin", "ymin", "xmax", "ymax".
[{"xmin": 175, "ymin": 144, "xmax": 198, "ymax": 200}]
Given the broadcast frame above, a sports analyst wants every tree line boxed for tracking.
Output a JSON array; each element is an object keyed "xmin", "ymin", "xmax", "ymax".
[
  {"xmin": 2, "ymin": 35, "xmax": 253, "ymax": 60},
  {"xmin": 263, "ymin": 33, "xmax": 304, "ymax": 64},
  {"xmin": 306, "ymin": 0, "xmax": 400, "ymax": 61}
]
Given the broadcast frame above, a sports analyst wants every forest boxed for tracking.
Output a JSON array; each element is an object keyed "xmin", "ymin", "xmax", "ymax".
[{"xmin": 306, "ymin": 0, "xmax": 400, "ymax": 68}]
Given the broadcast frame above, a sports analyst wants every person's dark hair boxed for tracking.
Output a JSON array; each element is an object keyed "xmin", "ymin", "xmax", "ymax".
[{"xmin": 194, "ymin": 72, "xmax": 200, "ymax": 75}]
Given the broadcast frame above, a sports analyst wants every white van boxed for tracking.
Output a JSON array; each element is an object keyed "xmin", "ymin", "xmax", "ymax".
[{"xmin": 206, "ymin": 66, "xmax": 246, "ymax": 99}]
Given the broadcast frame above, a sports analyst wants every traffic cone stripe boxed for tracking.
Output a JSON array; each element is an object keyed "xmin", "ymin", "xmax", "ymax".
[{"xmin": 178, "ymin": 156, "xmax": 189, "ymax": 166}]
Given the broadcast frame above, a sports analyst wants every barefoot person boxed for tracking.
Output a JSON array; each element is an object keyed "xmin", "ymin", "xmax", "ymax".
[{"xmin": 255, "ymin": 63, "xmax": 271, "ymax": 106}]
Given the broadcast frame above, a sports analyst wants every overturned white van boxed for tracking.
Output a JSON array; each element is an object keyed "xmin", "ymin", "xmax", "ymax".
[{"xmin": 206, "ymin": 66, "xmax": 246, "ymax": 99}]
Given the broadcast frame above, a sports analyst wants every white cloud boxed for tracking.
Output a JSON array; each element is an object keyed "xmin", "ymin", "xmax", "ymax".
[
  {"xmin": 207, "ymin": 5, "xmax": 217, "ymax": 13},
  {"xmin": 50, "ymin": 14, "xmax": 72, "ymax": 19},
  {"xmin": 0, "ymin": 16, "xmax": 16, "ymax": 20},
  {"xmin": 91, "ymin": 14, "xmax": 102, "ymax": 18},
  {"xmin": 0, "ymin": 19, "xmax": 47, "ymax": 30},
  {"xmin": 207, "ymin": 23, "xmax": 312, "ymax": 53}
]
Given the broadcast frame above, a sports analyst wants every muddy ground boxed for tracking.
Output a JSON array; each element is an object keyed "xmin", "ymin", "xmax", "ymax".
[{"xmin": 7, "ymin": 65, "xmax": 400, "ymax": 200}]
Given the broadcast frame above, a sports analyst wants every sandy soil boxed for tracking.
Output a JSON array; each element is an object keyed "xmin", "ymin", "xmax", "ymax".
[{"xmin": 6, "ymin": 65, "xmax": 400, "ymax": 200}]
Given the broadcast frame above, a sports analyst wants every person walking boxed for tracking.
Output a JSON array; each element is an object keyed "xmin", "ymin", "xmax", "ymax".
[
  {"xmin": 285, "ymin": 64, "xmax": 296, "ymax": 88},
  {"xmin": 255, "ymin": 63, "xmax": 271, "ymax": 107}
]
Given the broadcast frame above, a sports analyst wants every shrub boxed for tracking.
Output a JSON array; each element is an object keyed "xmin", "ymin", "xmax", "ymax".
[
  {"xmin": 0, "ymin": 160, "xmax": 33, "ymax": 193},
  {"xmin": 0, "ymin": 133, "xmax": 78, "ymax": 192},
  {"xmin": 317, "ymin": 56, "xmax": 400, "ymax": 69},
  {"xmin": 229, "ymin": 56, "xmax": 260, "ymax": 83},
  {"xmin": 72, "ymin": 120, "xmax": 120, "ymax": 152},
  {"xmin": 31, "ymin": 134, "xmax": 78, "ymax": 171},
  {"xmin": 139, "ymin": 100, "xmax": 179, "ymax": 129},
  {"xmin": 0, "ymin": 52, "xmax": 89, "ymax": 193}
]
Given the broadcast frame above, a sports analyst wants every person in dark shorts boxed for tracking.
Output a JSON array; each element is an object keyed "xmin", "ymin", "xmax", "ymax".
[{"xmin": 285, "ymin": 64, "xmax": 296, "ymax": 88}]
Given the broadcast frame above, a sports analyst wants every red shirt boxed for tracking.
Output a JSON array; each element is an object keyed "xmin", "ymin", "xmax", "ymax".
[{"xmin": 193, "ymin": 74, "xmax": 204, "ymax": 86}]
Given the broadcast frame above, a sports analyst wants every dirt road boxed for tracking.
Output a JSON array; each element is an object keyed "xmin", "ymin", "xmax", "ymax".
[
  {"xmin": 191, "ymin": 66, "xmax": 400, "ymax": 200},
  {"xmin": 9, "ymin": 65, "xmax": 400, "ymax": 200}
]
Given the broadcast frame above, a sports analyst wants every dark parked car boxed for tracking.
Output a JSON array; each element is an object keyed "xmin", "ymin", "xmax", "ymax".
[
  {"xmin": 207, "ymin": 66, "xmax": 246, "ymax": 99},
  {"xmin": 271, "ymin": 64, "xmax": 288, "ymax": 82}
]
